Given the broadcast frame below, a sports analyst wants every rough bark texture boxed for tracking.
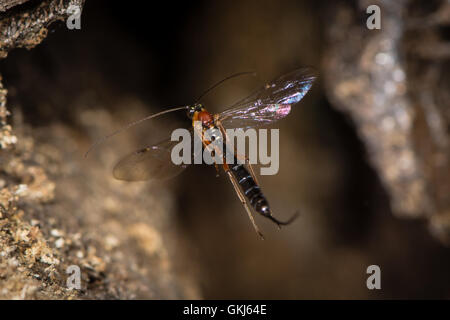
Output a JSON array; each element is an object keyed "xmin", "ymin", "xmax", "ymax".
[
  {"xmin": 0, "ymin": 0, "xmax": 200, "ymax": 299},
  {"xmin": 0, "ymin": 0, "xmax": 85, "ymax": 58},
  {"xmin": 323, "ymin": 0, "xmax": 450, "ymax": 245},
  {"xmin": 0, "ymin": 0, "xmax": 29, "ymax": 12}
]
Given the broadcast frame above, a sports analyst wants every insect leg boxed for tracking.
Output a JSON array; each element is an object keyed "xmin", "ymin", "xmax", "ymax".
[
  {"xmin": 224, "ymin": 167, "xmax": 264, "ymax": 240},
  {"xmin": 216, "ymin": 120, "xmax": 260, "ymax": 185},
  {"xmin": 215, "ymin": 119, "xmax": 299, "ymax": 230},
  {"xmin": 199, "ymin": 129, "xmax": 222, "ymax": 177},
  {"xmin": 214, "ymin": 163, "xmax": 220, "ymax": 177}
]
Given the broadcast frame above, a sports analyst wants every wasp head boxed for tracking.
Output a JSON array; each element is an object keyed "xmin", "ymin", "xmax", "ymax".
[{"xmin": 186, "ymin": 103, "xmax": 203, "ymax": 119}]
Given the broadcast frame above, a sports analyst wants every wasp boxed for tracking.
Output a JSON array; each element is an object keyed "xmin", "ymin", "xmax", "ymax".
[{"xmin": 86, "ymin": 68, "xmax": 316, "ymax": 239}]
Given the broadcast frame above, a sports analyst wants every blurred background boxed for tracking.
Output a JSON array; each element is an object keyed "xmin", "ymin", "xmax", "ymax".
[{"xmin": 0, "ymin": 0, "xmax": 449, "ymax": 299}]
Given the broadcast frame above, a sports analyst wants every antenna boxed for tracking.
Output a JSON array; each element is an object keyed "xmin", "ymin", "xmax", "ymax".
[
  {"xmin": 84, "ymin": 105, "xmax": 188, "ymax": 158},
  {"xmin": 85, "ymin": 71, "xmax": 257, "ymax": 158},
  {"xmin": 195, "ymin": 71, "xmax": 257, "ymax": 103}
]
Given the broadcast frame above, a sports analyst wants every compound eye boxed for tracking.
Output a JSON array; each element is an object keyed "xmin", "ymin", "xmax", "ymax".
[{"xmin": 186, "ymin": 108, "xmax": 195, "ymax": 119}]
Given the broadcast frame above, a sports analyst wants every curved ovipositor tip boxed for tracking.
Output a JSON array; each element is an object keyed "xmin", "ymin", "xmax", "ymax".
[{"xmin": 269, "ymin": 211, "xmax": 300, "ymax": 229}]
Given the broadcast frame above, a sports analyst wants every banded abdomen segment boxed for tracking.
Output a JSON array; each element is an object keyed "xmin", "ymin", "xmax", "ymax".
[
  {"xmin": 224, "ymin": 143, "xmax": 298, "ymax": 227},
  {"xmin": 230, "ymin": 164, "xmax": 270, "ymax": 216}
]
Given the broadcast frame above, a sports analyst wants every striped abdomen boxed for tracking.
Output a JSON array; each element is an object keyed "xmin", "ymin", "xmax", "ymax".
[{"xmin": 230, "ymin": 163, "xmax": 271, "ymax": 215}]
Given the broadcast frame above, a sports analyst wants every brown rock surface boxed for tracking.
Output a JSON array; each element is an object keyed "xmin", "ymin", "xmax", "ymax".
[
  {"xmin": 1, "ymin": 0, "xmax": 449, "ymax": 300},
  {"xmin": 0, "ymin": 0, "xmax": 200, "ymax": 299}
]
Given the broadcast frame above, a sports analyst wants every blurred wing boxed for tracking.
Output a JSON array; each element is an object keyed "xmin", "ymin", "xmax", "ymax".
[
  {"xmin": 218, "ymin": 68, "xmax": 316, "ymax": 129},
  {"xmin": 113, "ymin": 138, "xmax": 190, "ymax": 182}
]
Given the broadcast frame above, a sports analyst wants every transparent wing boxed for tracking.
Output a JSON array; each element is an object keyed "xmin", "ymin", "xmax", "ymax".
[
  {"xmin": 113, "ymin": 136, "xmax": 191, "ymax": 182},
  {"xmin": 218, "ymin": 68, "xmax": 317, "ymax": 129}
]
